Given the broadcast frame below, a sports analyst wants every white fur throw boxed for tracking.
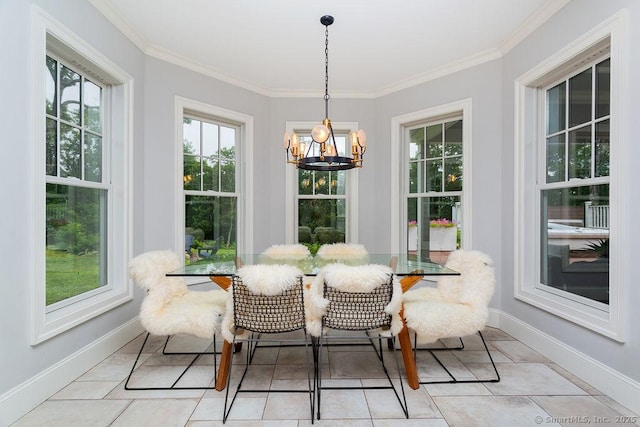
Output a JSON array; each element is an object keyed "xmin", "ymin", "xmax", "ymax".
[
  {"xmin": 139, "ymin": 288, "xmax": 227, "ymax": 339},
  {"xmin": 236, "ymin": 264, "xmax": 303, "ymax": 295},
  {"xmin": 221, "ymin": 264, "xmax": 303, "ymax": 342},
  {"xmin": 129, "ymin": 250, "xmax": 227, "ymax": 339},
  {"xmin": 316, "ymin": 243, "xmax": 368, "ymax": 260},
  {"xmin": 403, "ymin": 250, "xmax": 495, "ymax": 344},
  {"xmin": 261, "ymin": 244, "xmax": 311, "ymax": 260},
  {"xmin": 129, "ymin": 250, "xmax": 187, "ymax": 297},
  {"xmin": 306, "ymin": 263, "xmax": 403, "ymax": 337}
]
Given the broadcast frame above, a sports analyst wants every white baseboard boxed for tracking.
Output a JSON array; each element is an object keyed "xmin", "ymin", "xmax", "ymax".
[
  {"xmin": 0, "ymin": 318, "xmax": 143, "ymax": 426},
  {"xmin": 492, "ymin": 309, "xmax": 640, "ymax": 415}
]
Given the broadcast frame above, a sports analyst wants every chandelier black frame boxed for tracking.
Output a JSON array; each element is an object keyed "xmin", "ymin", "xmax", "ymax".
[{"xmin": 283, "ymin": 15, "xmax": 366, "ymax": 171}]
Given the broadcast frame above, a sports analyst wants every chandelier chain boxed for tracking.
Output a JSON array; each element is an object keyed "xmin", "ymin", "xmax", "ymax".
[{"xmin": 324, "ymin": 26, "xmax": 330, "ymax": 105}]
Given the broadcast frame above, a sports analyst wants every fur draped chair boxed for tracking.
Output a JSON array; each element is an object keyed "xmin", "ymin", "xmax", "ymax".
[
  {"xmin": 261, "ymin": 243, "xmax": 311, "ymax": 260},
  {"xmin": 221, "ymin": 264, "xmax": 315, "ymax": 423},
  {"xmin": 308, "ymin": 263, "xmax": 408, "ymax": 420},
  {"xmin": 315, "ymin": 243, "xmax": 368, "ymax": 261},
  {"xmin": 402, "ymin": 249, "xmax": 500, "ymax": 384},
  {"xmin": 125, "ymin": 250, "xmax": 227, "ymax": 390}
]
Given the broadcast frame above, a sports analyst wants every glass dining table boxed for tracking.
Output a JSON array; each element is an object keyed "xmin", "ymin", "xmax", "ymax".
[{"xmin": 168, "ymin": 253, "xmax": 459, "ymax": 391}]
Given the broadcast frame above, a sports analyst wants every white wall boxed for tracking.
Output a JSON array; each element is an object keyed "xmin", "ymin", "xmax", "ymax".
[
  {"xmin": 0, "ymin": 0, "xmax": 147, "ymax": 423},
  {"xmin": 2, "ymin": 0, "xmax": 639, "ymax": 423},
  {"xmin": 500, "ymin": 0, "xmax": 639, "ymax": 385},
  {"xmin": 141, "ymin": 57, "xmax": 270, "ymax": 252},
  {"xmin": 375, "ymin": 59, "xmax": 504, "ymax": 305},
  {"xmin": 140, "ymin": 59, "xmax": 380, "ymax": 254}
]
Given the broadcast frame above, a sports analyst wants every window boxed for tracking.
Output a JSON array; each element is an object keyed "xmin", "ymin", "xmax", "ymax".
[
  {"xmin": 32, "ymin": 11, "xmax": 133, "ymax": 343},
  {"xmin": 514, "ymin": 12, "xmax": 627, "ymax": 340},
  {"xmin": 285, "ymin": 122, "xmax": 360, "ymax": 248},
  {"xmin": 183, "ymin": 114, "xmax": 238, "ymax": 263},
  {"xmin": 390, "ymin": 99, "xmax": 471, "ymax": 258},
  {"xmin": 176, "ymin": 97, "xmax": 253, "ymax": 260},
  {"xmin": 296, "ymin": 132, "xmax": 348, "ymax": 249},
  {"xmin": 406, "ymin": 119, "xmax": 463, "ymax": 261},
  {"xmin": 45, "ymin": 54, "xmax": 108, "ymax": 306},
  {"xmin": 539, "ymin": 58, "xmax": 610, "ymax": 306}
]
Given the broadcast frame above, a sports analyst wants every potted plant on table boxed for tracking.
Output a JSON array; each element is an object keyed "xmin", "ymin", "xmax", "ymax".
[{"xmin": 429, "ymin": 218, "xmax": 457, "ymax": 251}]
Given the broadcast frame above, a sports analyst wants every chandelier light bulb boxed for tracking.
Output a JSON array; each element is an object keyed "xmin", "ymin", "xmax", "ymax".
[
  {"xmin": 357, "ymin": 129, "xmax": 367, "ymax": 147},
  {"xmin": 312, "ymin": 124, "xmax": 330, "ymax": 143},
  {"xmin": 349, "ymin": 131, "xmax": 358, "ymax": 146}
]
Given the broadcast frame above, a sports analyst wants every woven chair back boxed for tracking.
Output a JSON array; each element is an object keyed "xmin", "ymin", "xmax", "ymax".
[
  {"xmin": 322, "ymin": 276, "xmax": 393, "ymax": 330},
  {"xmin": 232, "ymin": 276, "xmax": 306, "ymax": 334}
]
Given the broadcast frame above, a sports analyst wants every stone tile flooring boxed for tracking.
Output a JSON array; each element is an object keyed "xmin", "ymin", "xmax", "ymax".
[{"xmin": 12, "ymin": 328, "xmax": 639, "ymax": 426}]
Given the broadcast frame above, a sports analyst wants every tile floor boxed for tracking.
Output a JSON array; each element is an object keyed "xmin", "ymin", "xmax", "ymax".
[{"xmin": 12, "ymin": 327, "xmax": 639, "ymax": 426}]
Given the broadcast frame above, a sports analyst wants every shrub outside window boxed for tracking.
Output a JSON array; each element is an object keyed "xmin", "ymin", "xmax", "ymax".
[
  {"xmin": 183, "ymin": 115, "xmax": 238, "ymax": 264},
  {"xmin": 45, "ymin": 54, "xmax": 108, "ymax": 308},
  {"xmin": 296, "ymin": 133, "xmax": 348, "ymax": 254}
]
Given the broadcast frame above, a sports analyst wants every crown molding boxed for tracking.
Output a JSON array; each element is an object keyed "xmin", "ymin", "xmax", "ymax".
[
  {"xmin": 145, "ymin": 44, "xmax": 272, "ymax": 96},
  {"xmin": 147, "ymin": 46, "xmax": 502, "ymax": 99},
  {"xmin": 88, "ymin": 0, "xmax": 149, "ymax": 51},
  {"xmin": 269, "ymin": 89, "xmax": 376, "ymax": 99},
  {"xmin": 89, "ymin": 0, "xmax": 567, "ymax": 98},
  {"xmin": 499, "ymin": 0, "xmax": 571, "ymax": 55},
  {"xmin": 372, "ymin": 48, "xmax": 502, "ymax": 98}
]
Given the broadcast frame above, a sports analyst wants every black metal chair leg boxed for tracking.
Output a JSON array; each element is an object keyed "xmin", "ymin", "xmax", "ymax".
[
  {"xmin": 125, "ymin": 332, "xmax": 220, "ymax": 391},
  {"xmin": 414, "ymin": 331, "xmax": 500, "ymax": 384}
]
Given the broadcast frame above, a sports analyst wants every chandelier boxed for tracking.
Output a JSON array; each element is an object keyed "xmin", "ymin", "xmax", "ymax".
[{"xmin": 283, "ymin": 15, "xmax": 366, "ymax": 171}]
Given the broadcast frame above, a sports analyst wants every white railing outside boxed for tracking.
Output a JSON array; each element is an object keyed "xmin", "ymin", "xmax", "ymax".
[
  {"xmin": 584, "ymin": 201, "xmax": 609, "ymax": 229},
  {"xmin": 452, "ymin": 201, "xmax": 462, "ymax": 228}
]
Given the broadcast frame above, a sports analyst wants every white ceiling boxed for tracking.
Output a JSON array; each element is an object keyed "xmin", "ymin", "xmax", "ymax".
[{"xmin": 89, "ymin": 0, "xmax": 568, "ymax": 97}]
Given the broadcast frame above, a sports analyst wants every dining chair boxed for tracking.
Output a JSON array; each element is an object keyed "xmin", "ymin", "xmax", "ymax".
[
  {"xmin": 261, "ymin": 243, "xmax": 311, "ymax": 259},
  {"xmin": 197, "ymin": 235, "xmax": 225, "ymax": 259},
  {"xmin": 402, "ymin": 249, "xmax": 500, "ymax": 384},
  {"xmin": 125, "ymin": 250, "xmax": 227, "ymax": 390},
  {"xmin": 308, "ymin": 263, "xmax": 408, "ymax": 420},
  {"xmin": 221, "ymin": 264, "xmax": 315, "ymax": 423},
  {"xmin": 315, "ymin": 243, "xmax": 368, "ymax": 262}
]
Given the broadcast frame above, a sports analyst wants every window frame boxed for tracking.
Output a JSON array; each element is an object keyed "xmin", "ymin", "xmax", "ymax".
[
  {"xmin": 45, "ymin": 52, "xmax": 110, "ymax": 312},
  {"xmin": 284, "ymin": 121, "xmax": 360, "ymax": 244},
  {"xmin": 182, "ymin": 112, "xmax": 240, "ymax": 194},
  {"xmin": 391, "ymin": 100, "xmax": 472, "ymax": 253},
  {"xmin": 175, "ymin": 97, "xmax": 254, "ymax": 260},
  {"xmin": 536, "ymin": 54, "xmax": 611, "ymax": 311},
  {"xmin": 30, "ymin": 7, "xmax": 134, "ymax": 344},
  {"xmin": 513, "ymin": 12, "xmax": 628, "ymax": 341}
]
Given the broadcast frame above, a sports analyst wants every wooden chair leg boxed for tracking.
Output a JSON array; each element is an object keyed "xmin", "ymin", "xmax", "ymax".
[{"xmin": 215, "ymin": 340, "xmax": 234, "ymax": 391}]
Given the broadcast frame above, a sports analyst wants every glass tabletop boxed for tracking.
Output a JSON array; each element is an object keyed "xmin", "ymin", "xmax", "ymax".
[{"xmin": 168, "ymin": 253, "xmax": 459, "ymax": 277}]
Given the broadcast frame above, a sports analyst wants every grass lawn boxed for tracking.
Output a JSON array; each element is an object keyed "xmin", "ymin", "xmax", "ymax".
[
  {"xmin": 46, "ymin": 249, "xmax": 101, "ymax": 305},
  {"xmin": 216, "ymin": 247, "xmax": 236, "ymax": 261},
  {"xmin": 186, "ymin": 245, "xmax": 237, "ymax": 266},
  {"xmin": 47, "ymin": 246, "xmax": 238, "ymax": 305}
]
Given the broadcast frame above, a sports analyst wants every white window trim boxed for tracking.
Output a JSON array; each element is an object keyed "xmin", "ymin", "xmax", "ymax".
[
  {"xmin": 513, "ymin": 11, "xmax": 628, "ymax": 341},
  {"xmin": 284, "ymin": 121, "xmax": 360, "ymax": 244},
  {"xmin": 175, "ymin": 96, "xmax": 254, "ymax": 256},
  {"xmin": 30, "ymin": 6, "xmax": 134, "ymax": 344},
  {"xmin": 390, "ymin": 99, "xmax": 473, "ymax": 253}
]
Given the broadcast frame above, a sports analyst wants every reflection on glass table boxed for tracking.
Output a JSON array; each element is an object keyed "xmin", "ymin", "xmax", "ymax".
[
  {"xmin": 168, "ymin": 253, "xmax": 459, "ymax": 277},
  {"xmin": 167, "ymin": 253, "xmax": 458, "ymax": 393}
]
